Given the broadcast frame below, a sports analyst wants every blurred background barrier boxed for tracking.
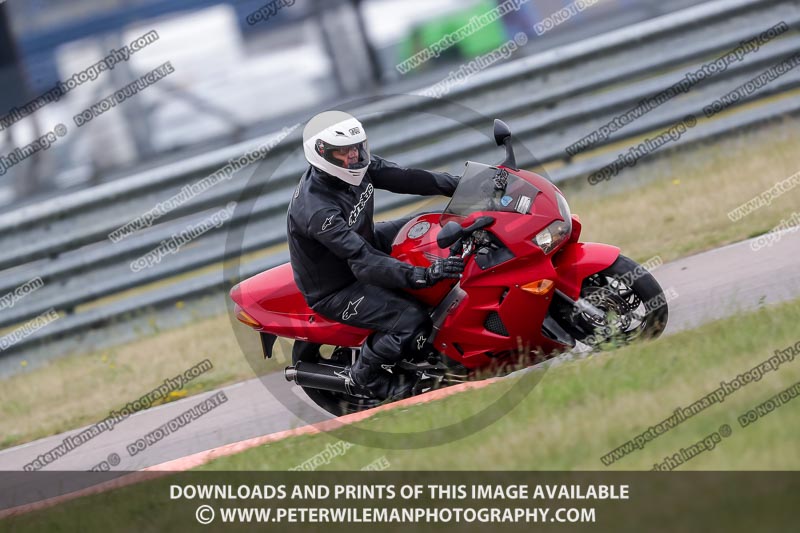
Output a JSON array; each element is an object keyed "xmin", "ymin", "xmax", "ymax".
[
  {"xmin": 0, "ymin": 0, "xmax": 718, "ymax": 205},
  {"xmin": 0, "ymin": 0, "xmax": 798, "ymax": 366}
]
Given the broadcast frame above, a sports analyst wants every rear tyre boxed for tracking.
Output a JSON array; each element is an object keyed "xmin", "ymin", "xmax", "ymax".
[{"xmin": 292, "ymin": 345, "xmax": 468, "ymax": 417}]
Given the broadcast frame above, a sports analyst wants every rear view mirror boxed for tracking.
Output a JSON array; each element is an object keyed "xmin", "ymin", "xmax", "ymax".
[
  {"xmin": 493, "ymin": 119, "xmax": 512, "ymax": 146},
  {"xmin": 437, "ymin": 221, "xmax": 464, "ymax": 249},
  {"xmin": 493, "ymin": 119, "xmax": 517, "ymax": 169}
]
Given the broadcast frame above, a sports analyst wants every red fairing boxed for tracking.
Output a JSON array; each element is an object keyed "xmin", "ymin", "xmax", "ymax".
[
  {"xmin": 390, "ymin": 206, "xmax": 564, "ymax": 368},
  {"xmin": 230, "ymin": 263, "xmax": 370, "ymax": 346},
  {"xmin": 430, "ymin": 256, "xmax": 565, "ymax": 368},
  {"xmin": 552, "ymin": 243, "xmax": 620, "ymax": 300},
  {"xmin": 569, "ymin": 214, "xmax": 582, "ymax": 243}
]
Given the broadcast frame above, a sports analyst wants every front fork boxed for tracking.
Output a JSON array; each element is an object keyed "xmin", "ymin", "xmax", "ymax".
[
  {"xmin": 542, "ymin": 289, "xmax": 608, "ymax": 348},
  {"xmin": 545, "ymin": 241, "xmax": 622, "ymax": 346}
]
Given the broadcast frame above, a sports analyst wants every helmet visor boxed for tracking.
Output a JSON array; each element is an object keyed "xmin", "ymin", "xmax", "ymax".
[{"xmin": 316, "ymin": 139, "xmax": 369, "ymax": 170}]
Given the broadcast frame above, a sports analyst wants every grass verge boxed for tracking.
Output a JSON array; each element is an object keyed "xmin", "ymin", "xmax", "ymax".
[{"xmin": 0, "ymin": 317, "xmax": 280, "ymax": 450}]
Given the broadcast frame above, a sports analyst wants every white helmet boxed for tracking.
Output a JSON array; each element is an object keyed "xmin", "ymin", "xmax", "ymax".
[{"xmin": 303, "ymin": 110, "xmax": 370, "ymax": 186}]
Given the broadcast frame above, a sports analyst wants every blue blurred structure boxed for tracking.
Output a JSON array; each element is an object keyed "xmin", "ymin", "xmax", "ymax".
[{"xmin": 7, "ymin": 0, "xmax": 309, "ymax": 93}]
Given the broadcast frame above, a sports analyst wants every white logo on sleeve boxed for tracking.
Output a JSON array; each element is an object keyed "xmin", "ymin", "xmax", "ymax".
[
  {"xmin": 342, "ymin": 296, "xmax": 364, "ymax": 320},
  {"xmin": 348, "ymin": 183, "xmax": 374, "ymax": 226},
  {"xmin": 321, "ymin": 215, "xmax": 335, "ymax": 231}
]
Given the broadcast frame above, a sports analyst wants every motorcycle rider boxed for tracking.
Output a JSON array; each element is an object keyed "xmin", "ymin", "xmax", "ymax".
[{"xmin": 287, "ymin": 110, "xmax": 464, "ymax": 401}]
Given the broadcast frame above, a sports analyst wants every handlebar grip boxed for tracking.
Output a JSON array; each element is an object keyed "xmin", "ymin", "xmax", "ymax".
[{"xmin": 449, "ymin": 239, "xmax": 463, "ymax": 257}]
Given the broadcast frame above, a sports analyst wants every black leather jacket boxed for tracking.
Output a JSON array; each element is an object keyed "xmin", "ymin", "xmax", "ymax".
[{"xmin": 287, "ymin": 155, "xmax": 459, "ymax": 307}]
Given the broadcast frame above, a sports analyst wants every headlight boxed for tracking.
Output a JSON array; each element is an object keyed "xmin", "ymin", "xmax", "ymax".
[{"xmin": 533, "ymin": 194, "xmax": 572, "ymax": 254}]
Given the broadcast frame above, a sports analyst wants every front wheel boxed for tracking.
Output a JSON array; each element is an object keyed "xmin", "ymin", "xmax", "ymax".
[{"xmin": 567, "ymin": 255, "xmax": 669, "ymax": 348}]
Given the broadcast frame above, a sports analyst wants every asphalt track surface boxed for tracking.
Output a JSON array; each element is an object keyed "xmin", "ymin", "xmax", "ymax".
[{"xmin": 1, "ymin": 229, "xmax": 798, "ymax": 474}]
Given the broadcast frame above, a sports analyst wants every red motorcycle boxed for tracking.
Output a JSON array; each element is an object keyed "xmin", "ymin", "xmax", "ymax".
[{"xmin": 230, "ymin": 120, "xmax": 668, "ymax": 416}]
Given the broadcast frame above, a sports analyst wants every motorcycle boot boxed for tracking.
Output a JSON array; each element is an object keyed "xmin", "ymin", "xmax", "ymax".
[{"xmin": 348, "ymin": 340, "xmax": 417, "ymax": 401}]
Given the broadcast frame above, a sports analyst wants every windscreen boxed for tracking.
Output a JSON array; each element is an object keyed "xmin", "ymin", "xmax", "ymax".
[{"xmin": 442, "ymin": 162, "xmax": 540, "ymax": 223}]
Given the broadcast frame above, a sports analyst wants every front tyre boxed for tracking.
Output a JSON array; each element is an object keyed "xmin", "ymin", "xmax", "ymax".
[{"xmin": 571, "ymin": 255, "xmax": 669, "ymax": 347}]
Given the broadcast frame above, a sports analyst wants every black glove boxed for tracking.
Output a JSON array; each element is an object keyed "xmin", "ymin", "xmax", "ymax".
[{"xmin": 412, "ymin": 257, "xmax": 464, "ymax": 288}]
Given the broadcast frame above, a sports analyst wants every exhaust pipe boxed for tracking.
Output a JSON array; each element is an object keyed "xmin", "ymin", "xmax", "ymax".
[{"xmin": 284, "ymin": 361, "xmax": 370, "ymax": 396}]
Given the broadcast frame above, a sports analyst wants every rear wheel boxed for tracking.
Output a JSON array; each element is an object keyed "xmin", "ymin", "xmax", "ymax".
[
  {"xmin": 293, "ymin": 345, "xmax": 382, "ymax": 417},
  {"xmin": 568, "ymin": 255, "xmax": 669, "ymax": 348},
  {"xmin": 292, "ymin": 344, "xmax": 471, "ymax": 417}
]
